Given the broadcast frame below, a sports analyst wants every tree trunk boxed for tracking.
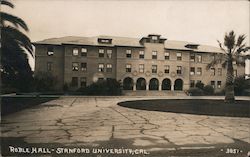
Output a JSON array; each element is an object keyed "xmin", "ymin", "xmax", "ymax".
[{"xmin": 225, "ymin": 54, "xmax": 235, "ymax": 103}]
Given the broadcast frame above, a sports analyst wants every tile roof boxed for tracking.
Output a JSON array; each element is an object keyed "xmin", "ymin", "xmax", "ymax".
[{"xmin": 34, "ymin": 35, "xmax": 223, "ymax": 53}]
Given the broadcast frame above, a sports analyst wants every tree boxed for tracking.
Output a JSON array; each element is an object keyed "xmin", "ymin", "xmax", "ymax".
[
  {"xmin": 0, "ymin": 0, "xmax": 33, "ymax": 93},
  {"xmin": 207, "ymin": 31, "xmax": 248, "ymax": 103}
]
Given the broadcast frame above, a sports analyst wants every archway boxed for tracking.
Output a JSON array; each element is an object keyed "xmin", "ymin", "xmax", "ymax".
[
  {"xmin": 174, "ymin": 79, "xmax": 183, "ymax": 90},
  {"xmin": 123, "ymin": 77, "xmax": 133, "ymax": 90},
  {"xmin": 162, "ymin": 78, "xmax": 171, "ymax": 90},
  {"xmin": 136, "ymin": 78, "xmax": 146, "ymax": 90},
  {"xmin": 149, "ymin": 78, "xmax": 159, "ymax": 90}
]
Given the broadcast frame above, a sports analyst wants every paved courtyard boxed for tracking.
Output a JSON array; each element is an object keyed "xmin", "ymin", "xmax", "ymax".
[{"xmin": 1, "ymin": 96, "xmax": 250, "ymax": 156}]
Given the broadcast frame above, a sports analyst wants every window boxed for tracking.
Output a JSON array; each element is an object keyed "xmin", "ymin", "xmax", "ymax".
[
  {"xmin": 106, "ymin": 64, "xmax": 112, "ymax": 72},
  {"xmin": 73, "ymin": 48, "xmax": 79, "ymax": 56},
  {"xmin": 98, "ymin": 63, "xmax": 104, "ymax": 72},
  {"xmin": 190, "ymin": 67, "xmax": 195, "ymax": 75},
  {"xmin": 47, "ymin": 62, "xmax": 52, "ymax": 71},
  {"xmin": 72, "ymin": 62, "xmax": 79, "ymax": 71},
  {"xmin": 152, "ymin": 36, "xmax": 158, "ymax": 40},
  {"xmin": 233, "ymin": 61, "xmax": 236, "ymax": 65},
  {"xmin": 152, "ymin": 65, "xmax": 157, "ymax": 73},
  {"xmin": 139, "ymin": 51, "xmax": 144, "ymax": 59},
  {"xmin": 177, "ymin": 66, "xmax": 182, "ymax": 74},
  {"xmin": 177, "ymin": 52, "xmax": 182, "ymax": 60},
  {"xmin": 126, "ymin": 50, "xmax": 132, "ymax": 58},
  {"xmin": 197, "ymin": 54, "xmax": 202, "ymax": 63},
  {"xmin": 190, "ymin": 53, "xmax": 195, "ymax": 61},
  {"xmin": 99, "ymin": 49, "xmax": 104, "ymax": 57},
  {"xmin": 81, "ymin": 63, "xmax": 87, "ymax": 72},
  {"xmin": 80, "ymin": 77, "xmax": 87, "ymax": 87},
  {"xmin": 139, "ymin": 64, "xmax": 144, "ymax": 73},
  {"xmin": 107, "ymin": 50, "xmax": 112, "ymax": 58},
  {"xmin": 190, "ymin": 80, "xmax": 195, "ymax": 88},
  {"xmin": 217, "ymin": 81, "xmax": 222, "ymax": 89},
  {"xmin": 165, "ymin": 52, "xmax": 170, "ymax": 60},
  {"xmin": 164, "ymin": 65, "xmax": 170, "ymax": 74},
  {"xmin": 47, "ymin": 46, "xmax": 54, "ymax": 56},
  {"xmin": 152, "ymin": 51, "xmax": 157, "ymax": 59},
  {"xmin": 126, "ymin": 64, "xmax": 131, "ymax": 72},
  {"xmin": 81, "ymin": 48, "xmax": 87, "ymax": 57},
  {"xmin": 211, "ymin": 81, "xmax": 215, "ymax": 88},
  {"xmin": 71, "ymin": 77, "xmax": 78, "ymax": 87},
  {"xmin": 234, "ymin": 70, "xmax": 237, "ymax": 77},
  {"xmin": 98, "ymin": 78, "xmax": 104, "ymax": 82},
  {"xmin": 211, "ymin": 54, "xmax": 215, "ymax": 61},
  {"xmin": 210, "ymin": 68, "xmax": 215, "ymax": 76},
  {"xmin": 197, "ymin": 67, "xmax": 202, "ymax": 75},
  {"xmin": 218, "ymin": 68, "xmax": 222, "ymax": 76}
]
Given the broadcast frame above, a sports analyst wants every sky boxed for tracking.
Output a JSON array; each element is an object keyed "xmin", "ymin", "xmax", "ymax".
[{"xmin": 2, "ymin": 0, "xmax": 250, "ymax": 72}]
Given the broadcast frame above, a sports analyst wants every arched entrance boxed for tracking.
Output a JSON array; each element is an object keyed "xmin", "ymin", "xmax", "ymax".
[
  {"xmin": 136, "ymin": 78, "xmax": 146, "ymax": 90},
  {"xmin": 162, "ymin": 78, "xmax": 171, "ymax": 90},
  {"xmin": 149, "ymin": 78, "xmax": 159, "ymax": 90},
  {"xmin": 174, "ymin": 79, "xmax": 183, "ymax": 90},
  {"xmin": 123, "ymin": 77, "xmax": 133, "ymax": 90}
]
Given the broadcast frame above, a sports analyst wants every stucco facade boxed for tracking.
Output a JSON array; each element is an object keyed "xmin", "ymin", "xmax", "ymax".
[{"xmin": 34, "ymin": 34, "xmax": 245, "ymax": 92}]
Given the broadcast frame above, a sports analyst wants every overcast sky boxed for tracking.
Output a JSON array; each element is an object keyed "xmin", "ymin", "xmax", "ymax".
[{"xmin": 3, "ymin": 0, "xmax": 250, "ymax": 72}]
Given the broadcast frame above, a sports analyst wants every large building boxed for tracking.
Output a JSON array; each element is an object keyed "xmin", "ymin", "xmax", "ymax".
[{"xmin": 34, "ymin": 34, "xmax": 245, "ymax": 93}]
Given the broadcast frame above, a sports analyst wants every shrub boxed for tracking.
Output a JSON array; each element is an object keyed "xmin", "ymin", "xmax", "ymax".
[
  {"xmin": 234, "ymin": 76, "xmax": 249, "ymax": 96},
  {"xmin": 77, "ymin": 79, "xmax": 122, "ymax": 96},
  {"xmin": 188, "ymin": 88, "xmax": 204, "ymax": 96},
  {"xmin": 33, "ymin": 72, "xmax": 57, "ymax": 92},
  {"xmin": 195, "ymin": 82, "xmax": 205, "ymax": 90},
  {"xmin": 203, "ymin": 85, "xmax": 214, "ymax": 95}
]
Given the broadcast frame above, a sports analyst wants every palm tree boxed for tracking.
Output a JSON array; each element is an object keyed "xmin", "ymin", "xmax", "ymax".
[
  {"xmin": 207, "ymin": 31, "xmax": 248, "ymax": 103},
  {"xmin": 1, "ymin": 0, "xmax": 33, "ymax": 92}
]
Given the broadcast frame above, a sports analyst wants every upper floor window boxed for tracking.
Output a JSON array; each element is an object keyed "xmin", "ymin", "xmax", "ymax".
[
  {"xmin": 177, "ymin": 52, "xmax": 182, "ymax": 61},
  {"xmin": 197, "ymin": 67, "xmax": 202, "ymax": 75},
  {"xmin": 107, "ymin": 50, "xmax": 112, "ymax": 58},
  {"xmin": 210, "ymin": 68, "xmax": 215, "ymax": 76},
  {"xmin": 98, "ymin": 63, "xmax": 104, "ymax": 72},
  {"xmin": 139, "ymin": 51, "xmax": 144, "ymax": 59},
  {"xmin": 177, "ymin": 66, "xmax": 182, "ymax": 74},
  {"xmin": 217, "ymin": 81, "xmax": 222, "ymax": 89},
  {"xmin": 197, "ymin": 54, "xmax": 202, "ymax": 63},
  {"xmin": 164, "ymin": 65, "xmax": 170, "ymax": 74},
  {"xmin": 47, "ymin": 46, "xmax": 54, "ymax": 56},
  {"xmin": 99, "ymin": 49, "xmax": 104, "ymax": 57},
  {"xmin": 218, "ymin": 68, "xmax": 222, "ymax": 76},
  {"xmin": 106, "ymin": 64, "xmax": 112, "ymax": 72},
  {"xmin": 211, "ymin": 54, "xmax": 215, "ymax": 61},
  {"xmin": 152, "ymin": 36, "xmax": 158, "ymax": 40},
  {"xmin": 80, "ymin": 77, "xmax": 87, "ymax": 88},
  {"xmin": 73, "ymin": 48, "xmax": 79, "ymax": 56},
  {"xmin": 190, "ymin": 67, "xmax": 195, "ymax": 75},
  {"xmin": 71, "ymin": 77, "xmax": 78, "ymax": 87},
  {"xmin": 190, "ymin": 53, "xmax": 195, "ymax": 61},
  {"xmin": 126, "ymin": 50, "xmax": 132, "ymax": 58},
  {"xmin": 152, "ymin": 51, "xmax": 157, "ymax": 59},
  {"xmin": 72, "ymin": 62, "xmax": 79, "ymax": 71},
  {"xmin": 126, "ymin": 64, "xmax": 131, "ymax": 72},
  {"xmin": 152, "ymin": 65, "xmax": 157, "ymax": 73},
  {"xmin": 47, "ymin": 62, "xmax": 53, "ymax": 71},
  {"xmin": 139, "ymin": 64, "xmax": 144, "ymax": 73},
  {"xmin": 81, "ymin": 63, "xmax": 87, "ymax": 72},
  {"xmin": 81, "ymin": 48, "xmax": 87, "ymax": 57},
  {"xmin": 211, "ymin": 81, "xmax": 215, "ymax": 88},
  {"xmin": 165, "ymin": 52, "xmax": 170, "ymax": 60}
]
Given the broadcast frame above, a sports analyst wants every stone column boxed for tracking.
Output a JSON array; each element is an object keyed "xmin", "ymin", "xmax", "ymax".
[
  {"xmin": 133, "ymin": 84, "xmax": 136, "ymax": 91},
  {"xmin": 146, "ymin": 84, "xmax": 149, "ymax": 91},
  {"xmin": 158, "ymin": 84, "xmax": 162, "ymax": 91},
  {"xmin": 171, "ymin": 84, "xmax": 175, "ymax": 91}
]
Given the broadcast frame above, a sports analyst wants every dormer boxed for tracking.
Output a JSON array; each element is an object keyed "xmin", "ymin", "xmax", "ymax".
[
  {"xmin": 98, "ymin": 38, "xmax": 112, "ymax": 44},
  {"xmin": 140, "ymin": 34, "xmax": 166, "ymax": 45},
  {"xmin": 185, "ymin": 44, "xmax": 199, "ymax": 49}
]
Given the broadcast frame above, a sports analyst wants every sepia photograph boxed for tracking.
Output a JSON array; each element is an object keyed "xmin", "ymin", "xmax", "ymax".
[{"xmin": 1, "ymin": 0, "xmax": 250, "ymax": 156}]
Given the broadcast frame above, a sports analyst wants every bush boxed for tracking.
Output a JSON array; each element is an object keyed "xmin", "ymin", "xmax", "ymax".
[
  {"xmin": 77, "ymin": 79, "xmax": 122, "ymax": 96},
  {"xmin": 33, "ymin": 72, "xmax": 57, "ymax": 92},
  {"xmin": 195, "ymin": 82, "xmax": 205, "ymax": 90},
  {"xmin": 188, "ymin": 88, "xmax": 204, "ymax": 96},
  {"xmin": 234, "ymin": 76, "xmax": 249, "ymax": 96},
  {"xmin": 203, "ymin": 85, "xmax": 214, "ymax": 95}
]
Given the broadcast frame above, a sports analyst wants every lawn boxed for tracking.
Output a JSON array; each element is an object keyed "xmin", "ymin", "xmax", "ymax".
[{"xmin": 118, "ymin": 99, "xmax": 250, "ymax": 118}]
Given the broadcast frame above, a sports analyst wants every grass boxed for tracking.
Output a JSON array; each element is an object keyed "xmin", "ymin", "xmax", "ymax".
[
  {"xmin": 1, "ymin": 96, "xmax": 58, "ymax": 116},
  {"xmin": 118, "ymin": 99, "xmax": 250, "ymax": 118}
]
